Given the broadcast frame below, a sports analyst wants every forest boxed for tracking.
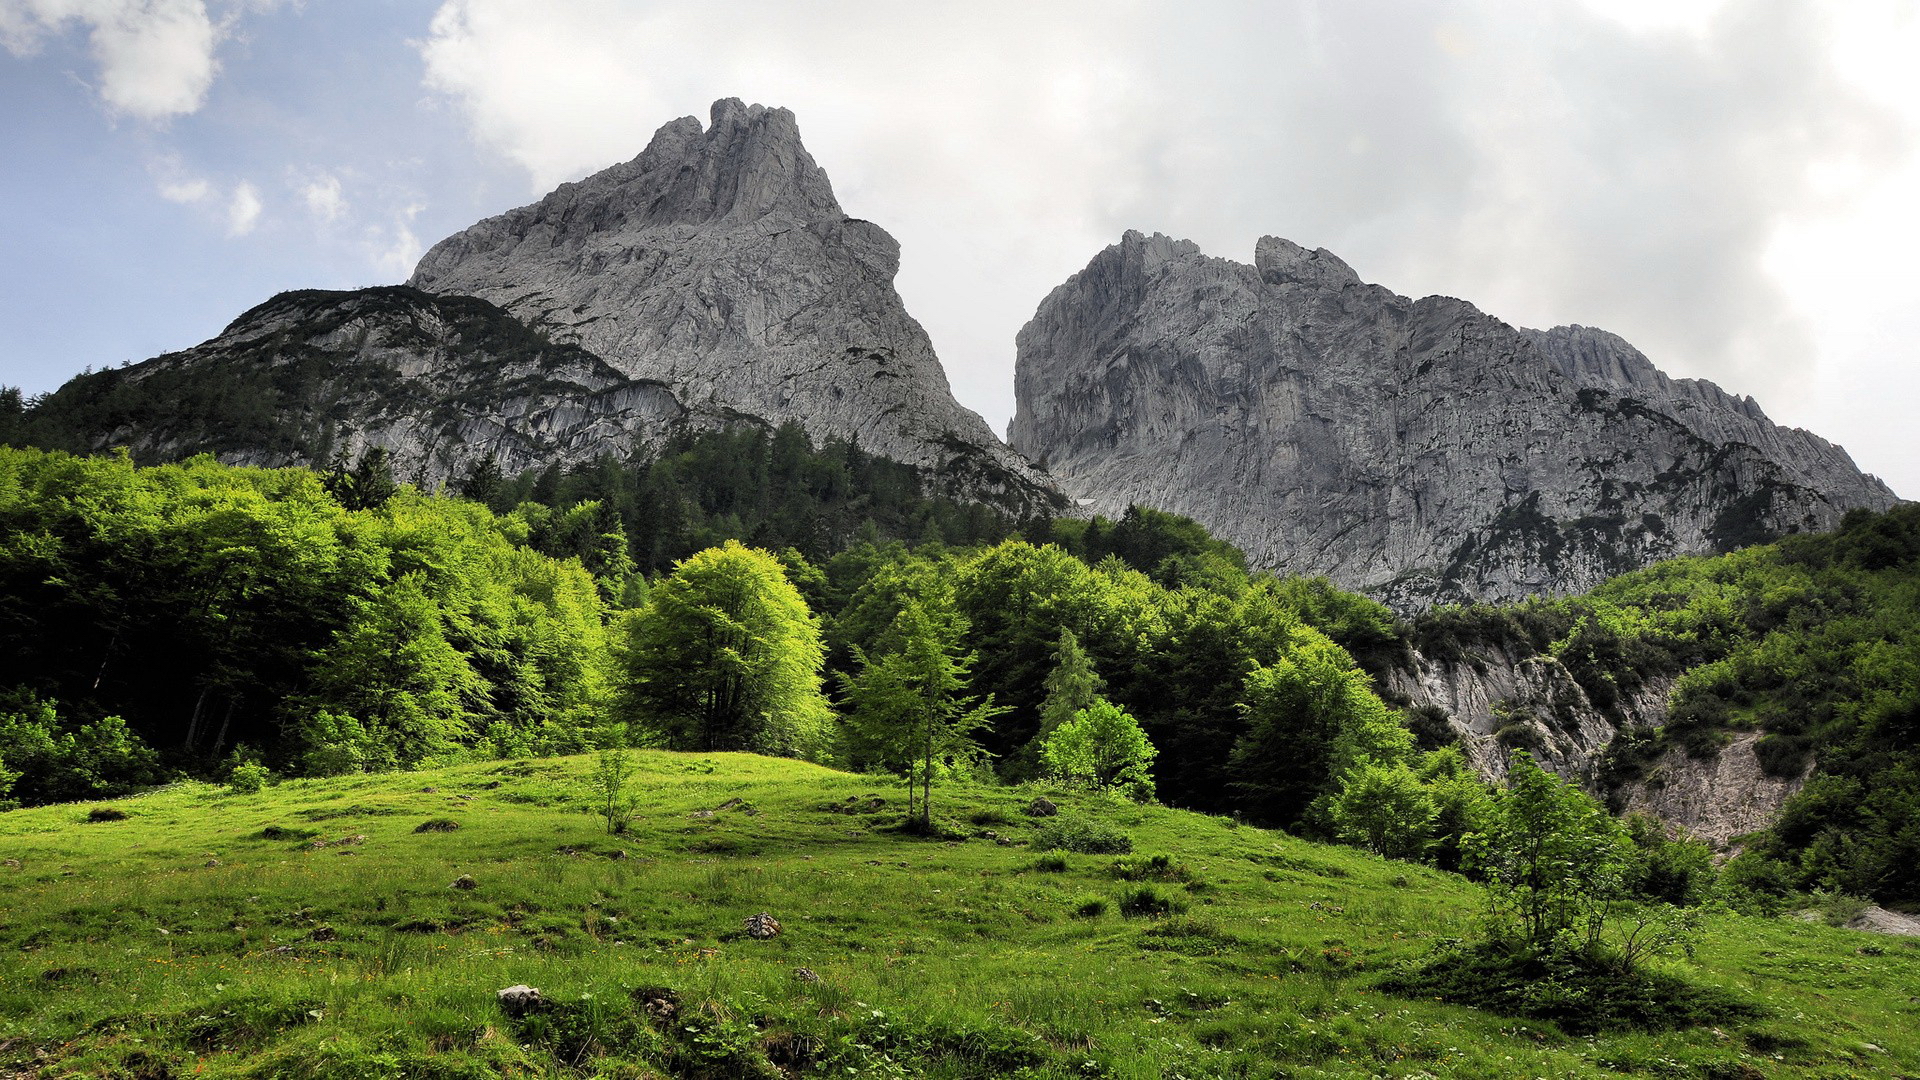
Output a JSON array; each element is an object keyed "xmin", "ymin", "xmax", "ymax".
[{"xmin": 2, "ymin": 430, "xmax": 1917, "ymax": 916}]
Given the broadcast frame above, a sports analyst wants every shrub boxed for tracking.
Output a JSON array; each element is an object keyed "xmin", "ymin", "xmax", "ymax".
[
  {"xmin": 1117, "ymin": 885, "xmax": 1183, "ymax": 919},
  {"xmin": 84, "ymin": 807, "xmax": 127, "ymax": 822},
  {"xmin": 413, "ymin": 818, "xmax": 461, "ymax": 833},
  {"xmin": 1030, "ymin": 854, "xmax": 1069, "ymax": 873},
  {"xmin": 1032, "ymin": 819, "xmax": 1132, "ymax": 854},
  {"xmin": 228, "ymin": 762, "xmax": 270, "ymax": 795},
  {"xmin": 1108, "ymin": 854, "xmax": 1193, "ymax": 883}
]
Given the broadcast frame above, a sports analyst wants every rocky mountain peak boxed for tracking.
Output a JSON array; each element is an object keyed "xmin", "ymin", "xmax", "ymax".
[
  {"xmin": 1253, "ymin": 235, "xmax": 1361, "ymax": 290},
  {"xmin": 410, "ymin": 98, "xmax": 1056, "ymax": 513}
]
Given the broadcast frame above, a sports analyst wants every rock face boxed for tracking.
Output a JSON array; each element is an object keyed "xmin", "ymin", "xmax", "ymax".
[
  {"xmin": 1382, "ymin": 643, "xmax": 1665, "ymax": 783},
  {"xmin": 1385, "ymin": 644, "xmax": 1805, "ymax": 847},
  {"xmin": 20, "ymin": 287, "xmax": 684, "ymax": 485},
  {"xmin": 1620, "ymin": 732, "xmax": 1809, "ymax": 848},
  {"xmin": 1010, "ymin": 231, "xmax": 1899, "ymax": 610},
  {"xmin": 411, "ymin": 98, "xmax": 1054, "ymax": 511}
]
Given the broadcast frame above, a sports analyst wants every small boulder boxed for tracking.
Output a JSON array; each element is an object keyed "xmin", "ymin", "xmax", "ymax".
[
  {"xmin": 204, "ymin": 859, "xmax": 222, "ymax": 868},
  {"xmin": 744, "ymin": 912, "xmax": 782, "ymax": 939},
  {"xmin": 497, "ymin": 984, "xmax": 545, "ymax": 1017},
  {"xmin": 792, "ymin": 967, "xmax": 821, "ymax": 983},
  {"xmin": 413, "ymin": 818, "xmax": 461, "ymax": 834},
  {"xmin": 85, "ymin": 807, "xmax": 128, "ymax": 823},
  {"xmin": 1025, "ymin": 797, "xmax": 1059, "ymax": 817},
  {"xmin": 635, "ymin": 986, "xmax": 679, "ymax": 1020},
  {"xmin": 451, "ymin": 874, "xmax": 477, "ymax": 891}
]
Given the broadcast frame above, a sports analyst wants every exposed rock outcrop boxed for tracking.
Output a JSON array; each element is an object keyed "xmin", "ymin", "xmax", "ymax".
[
  {"xmin": 1383, "ymin": 643, "xmax": 1667, "ymax": 783},
  {"xmin": 1620, "ymin": 732, "xmax": 1810, "ymax": 848},
  {"xmin": 1011, "ymin": 231, "xmax": 1898, "ymax": 610},
  {"xmin": 1386, "ymin": 642, "xmax": 1805, "ymax": 847},
  {"xmin": 411, "ymin": 98, "xmax": 1057, "ymax": 512},
  {"xmin": 20, "ymin": 287, "xmax": 684, "ymax": 483}
]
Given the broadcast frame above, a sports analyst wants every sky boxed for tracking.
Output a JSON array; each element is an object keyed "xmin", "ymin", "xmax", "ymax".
[{"xmin": 2, "ymin": 0, "xmax": 1915, "ymax": 496}]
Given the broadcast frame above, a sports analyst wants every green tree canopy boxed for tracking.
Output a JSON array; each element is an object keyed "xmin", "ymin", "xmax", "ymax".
[
  {"xmin": 1040, "ymin": 698, "xmax": 1157, "ymax": 801},
  {"xmin": 617, "ymin": 540, "xmax": 832, "ymax": 758}
]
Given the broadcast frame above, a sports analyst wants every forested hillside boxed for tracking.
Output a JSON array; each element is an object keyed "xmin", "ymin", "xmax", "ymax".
[
  {"xmin": 5, "ymin": 441, "xmax": 1918, "ymax": 914},
  {"xmin": 0, "ymin": 446, "xmax": 1407, "ymax": 841}
]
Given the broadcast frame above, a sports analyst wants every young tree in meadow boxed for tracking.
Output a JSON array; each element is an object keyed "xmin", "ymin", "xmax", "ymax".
[
  {"xmin": 1327, "ymin": 760, "xmax": 1436, "ymax": 860},
  {"xmin": 617, "ymin": 540, "xmax": 832, "ymax": 758},
  {"xmin": 1040, "ymin": 698, "xmax": 1158, "ymax": 801},
  {"xmin": 840, "ymin": 599, "xmax": 1000, "ymax": 827},
  {"xmin": 1467, "ymin": 752, "xmax": 1634, "ymax": 957}
]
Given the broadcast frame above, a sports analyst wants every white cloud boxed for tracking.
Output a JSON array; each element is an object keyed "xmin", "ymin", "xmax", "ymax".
[
  {"xmin": 157, "ymin": 175, "xmax": 209, "ymax": 202},
  {"xmin": 372, "ymin": 203, "xmax": 424, "ymax": 280},
  {"xmin": 301, "ymin": 173, "xmax": 345, "ymax": 221},
  {"xmin": 148, "ymin": 151, "xmax": 212, "ymax": 202},
  {"xmin": 1, "ymin": 0, "xmax": 222, "ymax": 120},
  {"xmin": 225, "ymin": 179, "xmax": 260, "ymax": 235}
]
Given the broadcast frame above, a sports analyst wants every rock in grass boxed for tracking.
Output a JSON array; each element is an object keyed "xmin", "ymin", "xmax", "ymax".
[
  {"xmin": 85, "ymin": 807, "xmax": 127, "ymax": 822},
  {"xmin": 451, "ymin": 874, "xmax": 477, "ymax": 891},
  {"xmin": 1025, "ymin": 797, "xmax": 1058, "ymax": 818},
  {"xmin": 497, "ymin": 985, "xmax": 545, "ymax": 1017},
  {"xmin": 413, "ymin": 818, "xmax": 461, "ymax": 834},
  {"xmin": 744, "ymin": 912, "xmax": 782, "ymax": 939},
  {"xmin": 792, "ymin": 967, "xmax": 821, "ymax": 983}
]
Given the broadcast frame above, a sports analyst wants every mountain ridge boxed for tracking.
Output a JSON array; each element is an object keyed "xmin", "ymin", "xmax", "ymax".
[{"xmin": 1010, "ymin": 228, "xmax": 1898, "ymax": 610}]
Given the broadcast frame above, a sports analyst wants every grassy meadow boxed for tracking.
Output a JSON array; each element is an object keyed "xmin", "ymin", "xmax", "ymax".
[{"xmin": 0, "ymin": 753, "xmax": 1914, "ymax": 1079}]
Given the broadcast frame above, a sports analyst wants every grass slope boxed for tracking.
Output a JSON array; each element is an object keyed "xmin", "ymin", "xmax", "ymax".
[{"xmin": 0, "ymin": 754, "xmax": 1914, "ymax": 1078}]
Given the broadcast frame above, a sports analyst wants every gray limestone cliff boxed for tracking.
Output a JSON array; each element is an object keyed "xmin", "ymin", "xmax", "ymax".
[
  {"xmin": 1385, "ymin": 643, "xmax": 1805, "ymax": 847},
  {"xmin": 19, "ymin": 287, "xmax": 683, "ymax": 483},
  {"xmin": 410, "ymin": 98, "xmax": 1055, "ymax": 511},
  {"xmin": 1011, "ymin": 230, "xmax": 1898, "ymax": 611}
]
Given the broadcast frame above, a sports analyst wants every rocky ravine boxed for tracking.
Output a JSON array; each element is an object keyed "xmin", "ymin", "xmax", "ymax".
[
  {"xmin": 1011, "ymin": 231, "xmax": 1898, "ymax": 611},
  {"xmin": 1385, "ymin": 643, "xmax": 1807, "ymax": 848},
  {"xmin": 412, "ymin": 98, "xmax": 1056, "ymax": 512}
]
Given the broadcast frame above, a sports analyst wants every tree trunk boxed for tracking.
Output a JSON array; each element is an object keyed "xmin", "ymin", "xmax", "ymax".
[{"xmin": 184, "ymin": 685, "xmax": 210, "ymax": 749}]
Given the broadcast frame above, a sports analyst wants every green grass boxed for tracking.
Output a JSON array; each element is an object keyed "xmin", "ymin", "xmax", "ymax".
[{"xmin": 0, "ymin": 753, "xmax": 1915, "ymax": 1078}]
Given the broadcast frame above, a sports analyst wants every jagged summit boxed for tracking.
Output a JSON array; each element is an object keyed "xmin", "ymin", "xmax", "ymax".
[
  {"xmin": 1011, "ymin": 231, "xmax": 1898, "ymax": 610},
  {"xmin": 410, "ymin": 98, "xmax": 1054, "ymax": 511}
]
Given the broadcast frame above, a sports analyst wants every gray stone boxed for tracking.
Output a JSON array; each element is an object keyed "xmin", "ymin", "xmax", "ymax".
[
  {"xmin": 743, "ymin": 912, "xmax": 782, "ymax": 939},
  {"xmin": 1011, "ymin": 231, "xmax": 1899, "ymax": 611},
  {"xmin": 497, "ymin": 984, "xmax": 545, "ymax": 1016},
  {"xmin": 1025, "ymin": 797, "xmax": 1059, "ymax": 817}
]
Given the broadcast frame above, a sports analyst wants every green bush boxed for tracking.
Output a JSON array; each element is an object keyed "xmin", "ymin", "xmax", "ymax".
[
  {"xmin": 228, "ymin": 762, "xmax": 270, "ymax": 795},
  {"xmin": 1071, "ymin": 894, "xmax": 1108, "ymax": 918},
  {"xmin": 1032, "ymin": 818, "xmax": 1132, "ymax": 854},
  {"xmin": 1108, "ymin": 854, "xmax": 1194, "ymax": 883}
]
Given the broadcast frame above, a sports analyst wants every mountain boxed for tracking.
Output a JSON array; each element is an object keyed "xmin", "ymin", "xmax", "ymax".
[
  {"xmin": 13, "ymin": 99, "xmax": 1059, "ymax": 513},
  {"xmin": 410, "ymin": 97, "xmax": 1054, "ymax": 510},
  {"xmin": 9, "ymin": 287, "xmax": 684, "ymax": 481},
  {"xmin": 1009, "ymin": 230, "xmax": 1899, "ymax": 610}
]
